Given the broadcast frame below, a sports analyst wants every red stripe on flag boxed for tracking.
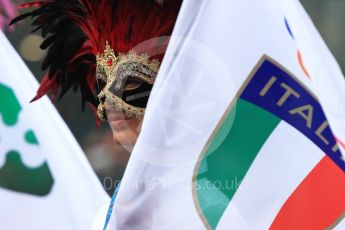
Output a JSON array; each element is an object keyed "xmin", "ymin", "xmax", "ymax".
[{"xmin": 270, "ymin": 156, "xmax": 345, "ymax": 230}]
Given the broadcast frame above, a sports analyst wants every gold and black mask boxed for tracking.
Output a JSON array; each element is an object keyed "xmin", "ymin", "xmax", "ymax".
[{"xmin": 96, "ymin": 42, "xmax": 160, "ymax": 121}]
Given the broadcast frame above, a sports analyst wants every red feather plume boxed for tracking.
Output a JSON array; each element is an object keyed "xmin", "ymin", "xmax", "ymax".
[{"xmin": 11, "ymin": 0, "xmax": 182, "ymax": 113}]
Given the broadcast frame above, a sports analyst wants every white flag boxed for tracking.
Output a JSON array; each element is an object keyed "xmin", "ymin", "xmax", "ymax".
[
  {"xmin": 0, "ymin": 31, "xmax": 109, "ymax": 230},
  {"xmin": 107, "ymin": 0, "xmax": 345, "ymax": 229}
]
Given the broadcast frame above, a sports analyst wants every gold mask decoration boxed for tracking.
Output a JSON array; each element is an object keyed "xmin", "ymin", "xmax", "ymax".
[{"xmin": 96, "ymin": 41, "xmax": 160, "ymax": 121}]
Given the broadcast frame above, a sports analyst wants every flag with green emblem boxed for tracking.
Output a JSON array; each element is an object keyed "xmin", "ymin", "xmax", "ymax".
[
  {"xmin": 0, "ymin": 31, "xmax": 109, "ymax": 230},
  {"xmin": 106, "ymin": 0, "xmax": 345, "ymax": 229}
]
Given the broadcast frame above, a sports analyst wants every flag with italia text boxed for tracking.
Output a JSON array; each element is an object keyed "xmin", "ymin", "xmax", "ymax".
[
  {"xmin": 107, "ymin": 0, "xmax": 345, "ymax": 229},
  {"xmin": 0, "ymin": 31, "xmax": 109, "ymax": 230}
]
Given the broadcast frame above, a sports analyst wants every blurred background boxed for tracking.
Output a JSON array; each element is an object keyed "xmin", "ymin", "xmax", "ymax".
[{"xmin": 3, "ymin": 0, "xmax": 345, "ymax": 195}]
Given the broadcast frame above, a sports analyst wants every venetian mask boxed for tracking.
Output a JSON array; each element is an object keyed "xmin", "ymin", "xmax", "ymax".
[{"xmin": 96, "ymin": 41, "xmax": 160, "ymax": 121}]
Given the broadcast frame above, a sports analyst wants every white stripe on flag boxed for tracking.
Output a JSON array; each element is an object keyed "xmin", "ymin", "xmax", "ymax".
[{"xmin": 217, "ymin": 121, "xmax": 324, "ymax": 229}]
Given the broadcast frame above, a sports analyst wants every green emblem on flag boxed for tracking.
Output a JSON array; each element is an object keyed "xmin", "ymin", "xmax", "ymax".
[{"xmin": 0, "ymin": 83, "xmax": 54, "ymax": 196}]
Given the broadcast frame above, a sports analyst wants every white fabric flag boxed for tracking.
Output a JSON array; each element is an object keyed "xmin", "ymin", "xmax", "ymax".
[
  {"xmin": 108, "ymin": 0, "xmax": 345, "ymax": 229},
  {"xmin": 0, "ymin": 31, "xmax": 109, "ymax": 230}
]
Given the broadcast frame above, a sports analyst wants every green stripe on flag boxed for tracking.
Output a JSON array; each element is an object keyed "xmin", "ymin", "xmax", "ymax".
[{"xmin": 194, "ymin": 99, "xmax": 280, "ymax": 229}]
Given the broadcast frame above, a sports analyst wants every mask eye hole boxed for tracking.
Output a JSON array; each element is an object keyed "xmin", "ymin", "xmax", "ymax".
[
  {"xmin": 124, "ymin": 76, "xmax": 144, "ymax": 91},
  {"xmin": 96, "ymin": 78, "xmax": 107, "ymax": 93},
  {"xmin": 96, "ymin": 66, "xmax": 107, "ymax": 93}
]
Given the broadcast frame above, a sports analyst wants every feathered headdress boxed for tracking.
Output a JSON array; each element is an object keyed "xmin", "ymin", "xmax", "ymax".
[{"xmin": 11, "ymin": 0, "xmax": 181, "ymax": 117}]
